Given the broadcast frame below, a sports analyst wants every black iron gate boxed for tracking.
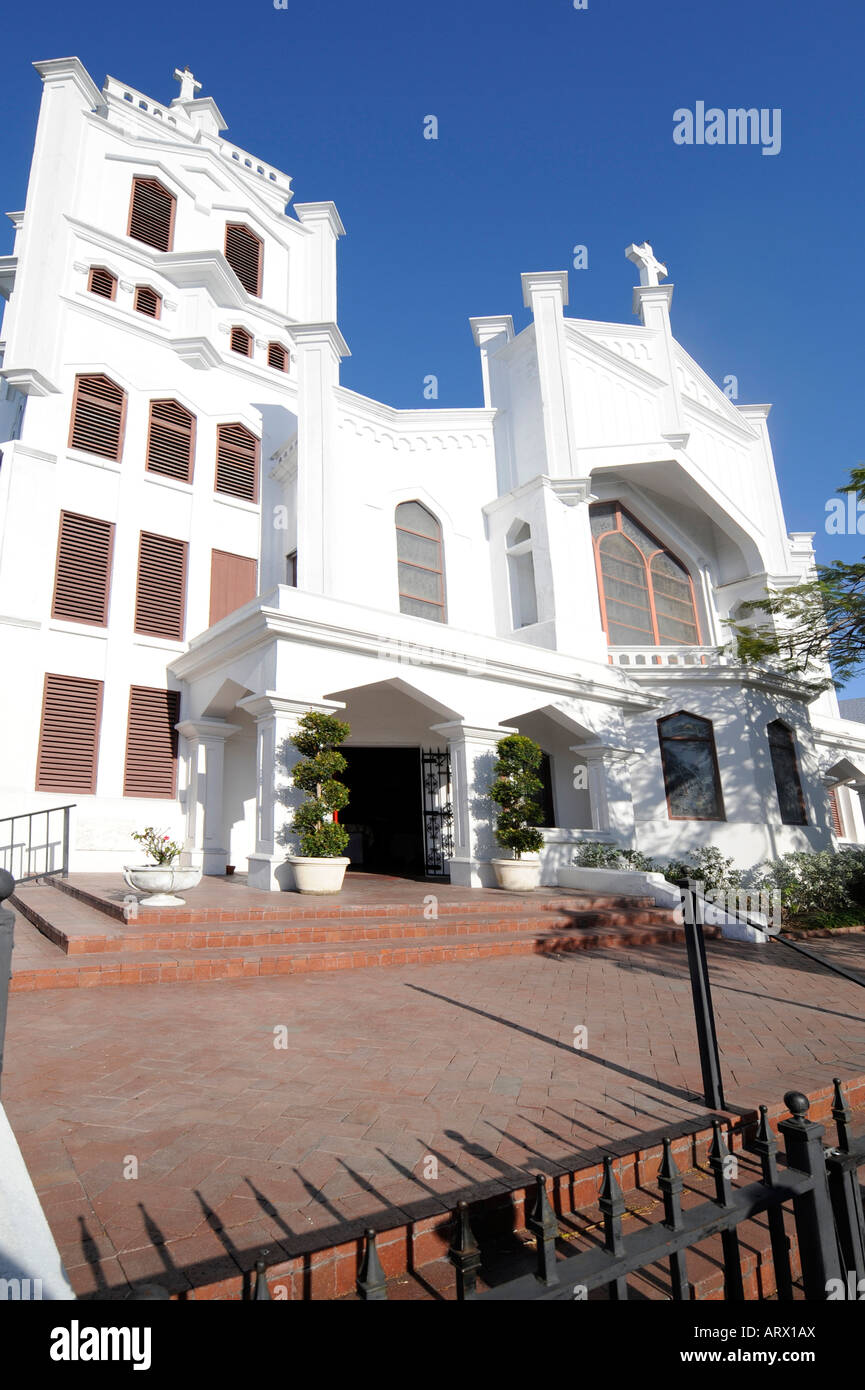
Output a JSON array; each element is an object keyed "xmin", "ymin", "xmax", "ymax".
[{"xmin": 420, "ymin": 748, "xmax": 453, "ymax": 878}]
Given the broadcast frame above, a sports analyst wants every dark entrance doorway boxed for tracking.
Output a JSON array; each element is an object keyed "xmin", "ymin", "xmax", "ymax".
[{"xmin": 341, "ymin": 747, "xmax": 425, "ymax": 876}]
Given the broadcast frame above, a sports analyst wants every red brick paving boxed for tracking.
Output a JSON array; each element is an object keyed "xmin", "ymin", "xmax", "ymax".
[{"xmin": 4, "ymin": 929, "xmax": 865, "ymax": 1298}]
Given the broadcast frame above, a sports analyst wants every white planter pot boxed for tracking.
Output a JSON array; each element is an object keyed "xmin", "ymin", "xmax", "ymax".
[
  {"xmin": 491, "ymin": 857, "xmax": 541, "ymax": 892},
  {"xmin": 287, "ymin": 856, "xmax": 350, "ymax": 895},
  {"xmin": 123, "ymin": 865, "xmax": 203, "ymax": 907}
]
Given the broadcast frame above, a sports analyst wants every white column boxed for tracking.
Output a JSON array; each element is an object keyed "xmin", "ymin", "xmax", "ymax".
[
  {"xmin": 289, "ymin": 322, "xmax": 350, "ymax": 596},
  {"xmin": 573, "ymin": 743, "xmax": 640, "ymax": 842},
  {"xmin": 632, "ymin": 282, "xmax": 687, "ymax": 445},
  {"xmin": 238, "ymin": 695, "xmax": 345, "ymax": 892},
  {"xmin": 432, "ymin": 722, "xmax": 515, "ymax": 888},
  {"xmin": 293, "ymin": 203, "xmax": 345, "ymax": 322},
  {"xmin": 176, "ymin": 720, "xmax": 239, "ymax": 875},
  {"xmin": 520, "ymin": 271, "xmax": 578, "ymax": 479}
]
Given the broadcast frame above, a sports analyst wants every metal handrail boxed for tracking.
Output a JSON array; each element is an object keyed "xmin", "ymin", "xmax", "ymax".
[{"xmin": 0, "ymin": 804, "xmax": 74, "ymax": 883}]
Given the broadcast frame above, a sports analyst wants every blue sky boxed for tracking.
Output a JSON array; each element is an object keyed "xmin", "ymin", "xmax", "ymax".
[{"xmin": 2, "ymin": 0, "xmax": 863, "ymax": 691}]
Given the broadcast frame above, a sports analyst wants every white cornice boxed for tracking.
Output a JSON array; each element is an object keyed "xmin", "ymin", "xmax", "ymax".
[
  {"xmin": 294, "ymin": 203, "xmax": 346, "ymax": 238},
  {"xmin": 334, "ymin": 385, "xmax": 495, "ymax": 431},
  {"xmin": 34, "ymin": 57, "xmax": 102, "ymax": 107},
  {"xmin": 169, "ymin": 593, "xmax": 658, "ymax": 713},
  {"xmin": 0, "ymin": 366, "xmax": 60, "ymax": 396}
]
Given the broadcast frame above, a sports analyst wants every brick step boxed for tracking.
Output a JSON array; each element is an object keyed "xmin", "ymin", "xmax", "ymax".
[
  {"xmin": 10, "ymin": 917, "xmax": 690, "ymax": 992},
  {"xmin": 12, "ymin": 883, "xmax": 677, "ymax": 956},
  {"xmin": 43, "ymin": 873, "xmax": 658, "ymax": 926}
]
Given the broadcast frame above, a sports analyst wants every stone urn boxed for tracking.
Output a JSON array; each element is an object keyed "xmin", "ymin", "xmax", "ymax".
[
  {"xmin": 491, "ymin": 857, "xmax": 541, "ymax": 892},
  {"xmin": 123, "ymin": 864, "xmax": 203, "ymax": 907},
  {"xmin": 286, "ymin": 856, "xmax": 350, "ymax": 895}
]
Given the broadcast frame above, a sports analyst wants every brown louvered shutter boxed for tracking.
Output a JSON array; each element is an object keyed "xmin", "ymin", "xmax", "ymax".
[
  {"xmin": 215, "ymin": 423, "xmax": 259, "ymax": 502},
  {"xmin": 88, "ymin": 267, "xmax": 117, "ymax": 300},
  {"xmin": 267, "ymin": 342, "xmax": 288, "ymax": 372},
  {"xmin": 209, "ymin": 550, "xmax": 258, "ymax": 625},
  {"xmin": 230, "ymin": 325, "xmax": 253, "ymax": 357},
  {"xmin": 128, "ymin": 176, "xmax": 176, "ymax": 252},
  {"xmin": 124, "ymin": 686, "xmax": 180, "ymax": 797},
  {"xmin": 224, "ymin": 223, "xmax": 263, "ymax": 296},
  {"xmin": 36, "ymin": 673, "xmax": 103, "ymax": 793},
  {"xmin": 134, "ymin": 285, "xmax": 162, "ymax": 318},
  {"xmin": 146, "ymin": 400, "xmax": 195, "ymax": 483},
  {"xmin": 134, "ymin": 531, "xmax": 188, "ymax": 640},
  {"xmin": 828, "ymin": 787, "xmax": 844, "ymax": 837},
  {"xmin": 69, "ymin": 374, "xmax": 126, "ymax": 461},
  {"xmin": 52, "ymin": 511, "xmax": 114, "ymax": 625}
]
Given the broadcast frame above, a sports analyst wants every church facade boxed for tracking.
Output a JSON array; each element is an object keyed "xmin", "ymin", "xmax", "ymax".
[{"xmin": 1, "ymin": 57, "xmax": 864, "ymax": 889}]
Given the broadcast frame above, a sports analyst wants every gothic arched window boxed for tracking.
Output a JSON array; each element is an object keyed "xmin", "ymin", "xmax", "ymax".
[
  {"xmin": 395, "ymin": 501, "xmax": 445, "ymax": 622},
  {"xmin": 590, "ymin": 502, "xmax": 701, "ymax": 647},
  {"xmin": 767, "ymin": 720, "xmax": 807, "ymax": 826},
  {"xmin": 658, "ymin": 711, "xmax": 725, "ymax": 821},
  {"xmin": 506, "ymin": 520, "xmax": 538, "ymax": 629}
]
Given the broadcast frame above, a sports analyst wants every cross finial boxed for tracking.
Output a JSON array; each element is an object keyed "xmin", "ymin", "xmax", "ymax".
[
  {"xmin": 173, "ymin": 66, "xmax": 202, "ymax": 102},
  {"xmin": 625, "ymin": 241, "xmax": 669, "ymax": 288}
]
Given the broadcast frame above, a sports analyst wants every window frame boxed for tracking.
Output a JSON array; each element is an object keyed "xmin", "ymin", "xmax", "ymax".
[
  {"xmin": 133, "ymin": 285, "xmax": 162, "ymax": 319},
  {"xmin": 224, "ymin": 222, "xmax": 263, "ymax": 297},
  {"xmin": 51, "ymin": 510, "xmax": 115, "ymax": 627},
  {"xmin": 591, "ymin": 502, "xmax": 702, "ymax": 648},
  {"xmin": 67, "ymin": 373, "xmax": 127, "ymax": 463},
  {"xmin": 658, "ymin": 710, "xmax": 726, "ymax": 822},
  {"xmin": 395, "ymin": 501, "xmax": 446, "ymax": 623},
  {"xmin": 87, "ymin": 266, "xmax": 118, "ymax": 300},
  {"xmin": 767, "ymin": 719, "xmax": 808, "ymax": 826},
  {"xmin": 145, "ymin": 398, "xmax": 196, "ymax": 484},
  {"xmin": 230, "ymin": 325, "xmax": 253, "ymax": 357},
  {"xmin": 127, "ymin": 175, "xmax": 177, "ymax": 253},
  {"xmin": 214, "ymin": 422, "xmax": 260, "ymax": 504}
]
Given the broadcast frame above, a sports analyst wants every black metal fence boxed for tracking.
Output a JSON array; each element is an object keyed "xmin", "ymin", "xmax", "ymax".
[
  {"xmin": 0, "ymin": 869, "xmax": 15, "ymax": 1098},
  {"xmin": 285, "ymin": 1080, "xmax": 862, "ymax": 1303}
]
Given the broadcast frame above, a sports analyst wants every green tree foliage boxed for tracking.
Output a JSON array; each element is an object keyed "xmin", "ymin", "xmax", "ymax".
[
  {"xmin": 490, "ymin": 734, "xmax": 545, "ymax": 859},
  {"xmin": 727, "ymin": 467, "xmax": 865, "ymax": 689},
  {"xmin": 290, "ymin": 711, "xmax": 351, "ymax": 858}
]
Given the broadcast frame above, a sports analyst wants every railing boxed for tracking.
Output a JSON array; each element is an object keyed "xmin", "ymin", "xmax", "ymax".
[
  {"xmin": 0, "ymin": 805, "xmax": 73, "ymax": 883},
  {"xmin": 608, "ymin": 645, "xmax": 729, "ymax": 668},
  {"xmin": 245, "ymin": 1079, "xmax": 863, "ymax": 1301},
  {"xmin": 0, "ymin": 871, "xmax": 14, "ymax": 1097}
]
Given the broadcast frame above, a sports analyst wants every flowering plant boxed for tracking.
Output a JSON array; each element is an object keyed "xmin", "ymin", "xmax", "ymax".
[{"xmin": 131, "ymin": 827, "xmax": 182, "ymax": 866}]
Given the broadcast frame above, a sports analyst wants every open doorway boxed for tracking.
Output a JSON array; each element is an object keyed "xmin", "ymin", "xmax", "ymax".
[{"xmin": 341, "ymin": 747, "xmax": 426, "ymax": 876}]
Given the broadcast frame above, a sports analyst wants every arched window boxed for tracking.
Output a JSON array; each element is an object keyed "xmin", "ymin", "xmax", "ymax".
[
  {"xmin": 658, "ymin": 711, "xmax": 725, "ymax": 821},
  {"xmin": 146, "ymin": 400, "xmax": 196, "ymax": 484},
  {"xmin": 506, "ymin": 521, "xmax": 538, "ymax": 629},
  {"xmin": 767, "ymin": 720, "xmax": 807, "ymax": 825},
  {"xmin": 590, "ymin": 502, "xmax": 701, "ymax": 646},
  {"xmin": 68, "ymin": 374, "xmax": 127, "ymax": 461},
  {"xmin": 395, "ymin": 501, "xmax": 445, "ymax": 622}
]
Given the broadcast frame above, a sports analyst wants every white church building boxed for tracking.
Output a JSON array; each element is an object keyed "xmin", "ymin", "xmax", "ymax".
[{"xmin": 1, "ymin": 56, "xmax": 864, "ymax": 890}]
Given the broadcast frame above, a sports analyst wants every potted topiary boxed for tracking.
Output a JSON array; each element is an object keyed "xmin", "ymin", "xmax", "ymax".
[
  {"xmin": 123, "ymin": 827, "xmax": 202, "ymax": 907},
  {"xmin": 489, "ymin": 734, "xmax": 545, "ymax": 891},
  {"xmin": 286, "ymin": 711, "xmax": 352, "ymax": 894}
]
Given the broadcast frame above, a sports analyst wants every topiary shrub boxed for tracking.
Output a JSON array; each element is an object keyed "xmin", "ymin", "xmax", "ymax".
[
  {"xmin": 490, "ymin": 734, "xmax": 545, "ymax": 860},
  {"xmin": 290, "ymin": 712, "xmax": 351, "ymax": 858}
]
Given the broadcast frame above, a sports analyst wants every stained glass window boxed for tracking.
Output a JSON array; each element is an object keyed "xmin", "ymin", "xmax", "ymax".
[
  {"xmin": 767, "ymin": 720, "xmax": 807, "ymax": 826},
  {"xmin": 658, "ymin": 712, "xmax": 725, "ymax": 820},
  {"xmin": 396, "ymin": 502, "xmax": 445, "ymax": 622},
  {"xmin": 591, "ymin": 502, "xmax": 701, "ymax": 647}
]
